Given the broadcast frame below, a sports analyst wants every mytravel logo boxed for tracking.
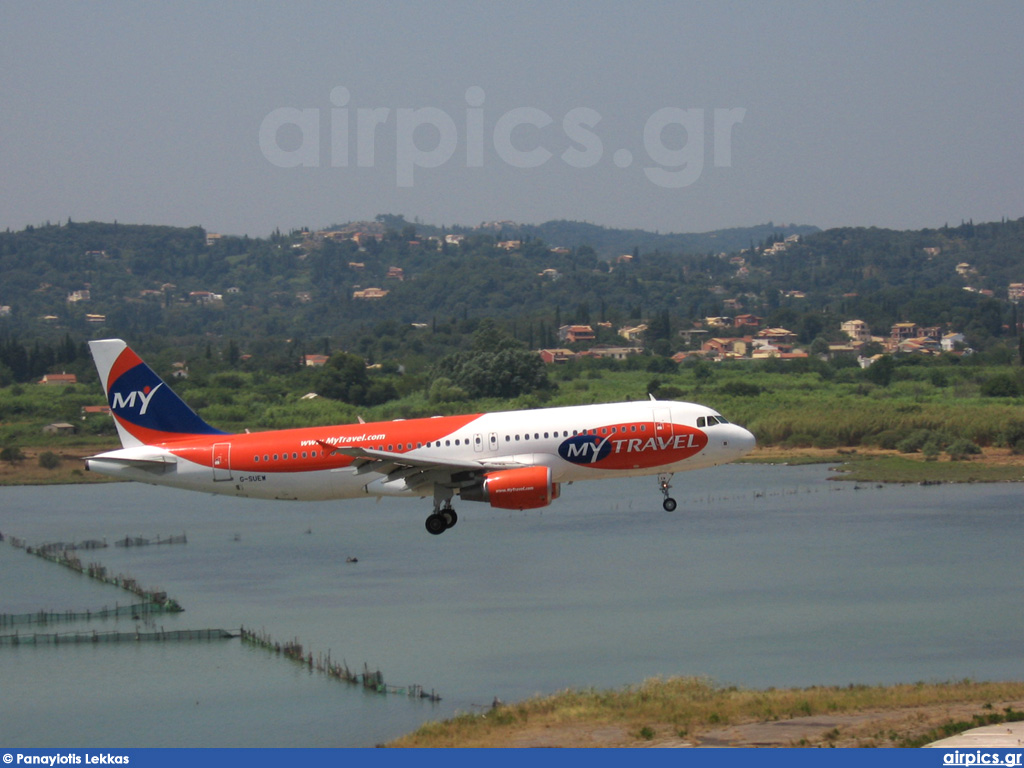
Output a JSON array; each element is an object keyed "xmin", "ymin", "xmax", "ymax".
[
  {"xmin": 259, "ymin": 86, "xmax": 745, "ymax": 188},
  {"xmin": 558, "ymin": 433, "xmax": 613, "ymax": 465},
  {"xmin": 557, "ymin": 426, "xmax": 707, "ymax": 469}
]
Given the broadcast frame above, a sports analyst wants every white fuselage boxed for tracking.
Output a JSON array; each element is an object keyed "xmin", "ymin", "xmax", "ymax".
[{"xmin": 87, "ymin": 400, "xmax": 755, "ymax": 503}]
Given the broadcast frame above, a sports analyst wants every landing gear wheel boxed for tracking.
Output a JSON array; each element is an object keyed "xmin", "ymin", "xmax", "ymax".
[
  {"xmin": 425, "ymin": 514, "xmax": 448, "ymax": 536},
  {"xmin": 657, "ymin": 473, "xmax": 676, "ymax": 512},
  {"xmin": 441, "ymin": 509, "xmax": 458, "ymax": 529}
]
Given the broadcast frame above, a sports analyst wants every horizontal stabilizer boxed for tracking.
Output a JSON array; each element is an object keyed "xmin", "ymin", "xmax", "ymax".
[{"xmin": 85, "ymin": 450, "xmax": 177, "ymax": 475}]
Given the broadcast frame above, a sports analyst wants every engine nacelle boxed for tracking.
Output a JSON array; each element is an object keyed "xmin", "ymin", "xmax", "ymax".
[{"xmin": 460, "ymin": 466, "xmax": 560, "ymax": 510}]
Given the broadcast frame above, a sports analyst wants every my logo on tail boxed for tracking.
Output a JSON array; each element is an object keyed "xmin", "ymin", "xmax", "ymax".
[
  {"xmin": 105, "ymin": 349, "xmax": 224, "ymax": 441},
  {"xmin": 111, "ymin": 383, "xmax": 164, "ymax": 415},
  {"xmin": 89, "ymin": 339, "xmax": 225, "ymax": 447}
]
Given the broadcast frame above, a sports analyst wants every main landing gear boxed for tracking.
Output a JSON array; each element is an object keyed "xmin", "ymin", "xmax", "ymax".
[
  {"xmin": 425, "ymin": 488, "xmax": 459, "ymax": 535},
  {"xmin": 425, "ymin": 504, "xmax": 458, "ymax": 535},
  {"xmin": 658, "ymin": 473, "xmax": 677, "ymax": 512}
]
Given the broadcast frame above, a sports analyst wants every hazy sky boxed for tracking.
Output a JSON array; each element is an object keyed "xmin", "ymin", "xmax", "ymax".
[{"xmin": 2, "ymin": 1, "xmax": 1022, "ymax": 237}]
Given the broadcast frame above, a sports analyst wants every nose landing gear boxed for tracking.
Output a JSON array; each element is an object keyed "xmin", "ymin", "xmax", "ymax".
[{"xmin": 658, "ymin": 473, "xmax": 677, "ymax": 512}]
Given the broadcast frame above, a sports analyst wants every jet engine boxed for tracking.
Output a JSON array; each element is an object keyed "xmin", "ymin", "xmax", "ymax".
[{"xmin": 460, "ymin": 466, "xmax": 560, "ymax": 510}]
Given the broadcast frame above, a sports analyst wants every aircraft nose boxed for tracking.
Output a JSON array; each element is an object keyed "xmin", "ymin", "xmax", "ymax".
[{"xmin": 730, "ymin": 425, "xmax": 757, "ymax": 457}]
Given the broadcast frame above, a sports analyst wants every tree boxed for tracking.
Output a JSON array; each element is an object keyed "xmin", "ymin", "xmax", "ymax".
[
  {"xmin": 980, "ymin": 372, "xmax": 1022, "ymax": 398},
  {"xmin": 432, "ymin": 321, "xmax": 551, "ymax": 399},
  {"xmin": 946, "ymin": 439, "xmax": 981, "ymax": 461},
  {"xmin": 38, "ymin": 451, "xmax": 61, "ymax": 470},
  {"xmin": 647, "ymin": 310, "xmax": 671, "ymax": 341},
  {"xmin": 863, "ymin": 355, "xmax": 895, "ymax": 387},
  {"xmin": 810, "ymin": 337, "xmax": 830, "ymax": 357},
  {"xmin": 860, "ymin": 341, "xmax": 885, "ymax": 357},
  {"xmin": 316, "ymin": 352, "xmax": 396, "ymax": 405},
  {"xmin": 1, "ymin": 446, "xmax": 25, "ymax": 465}
]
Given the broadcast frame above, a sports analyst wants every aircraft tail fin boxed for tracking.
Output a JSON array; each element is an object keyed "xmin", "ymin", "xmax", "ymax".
[{"xmin": 89, "ymin": 339, "xmax": 227, "ymax": 448}]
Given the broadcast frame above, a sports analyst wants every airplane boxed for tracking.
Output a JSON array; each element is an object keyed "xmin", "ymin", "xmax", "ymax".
[{"xmin": 85, "ymin": 338, "xmax": 756, "ymax": 534}]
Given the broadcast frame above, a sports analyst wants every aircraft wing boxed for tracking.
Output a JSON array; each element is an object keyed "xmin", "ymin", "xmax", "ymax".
[{"xmin": 320, "ymin": 441, "xmax": 524, "ymax": 490}]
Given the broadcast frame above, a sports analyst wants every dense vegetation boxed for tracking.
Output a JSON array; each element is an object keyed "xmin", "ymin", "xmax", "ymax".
[
  {"xmin": 6, "ymin": 346, "xmax": 1024, "ymax": 466},
  {"xmin": 2, "ymin": 214, "xmax": 1024, "ymax": 457},
  {"xmin": 2, "ymin": 215, "xmax": 1023, "ymax": 376}
]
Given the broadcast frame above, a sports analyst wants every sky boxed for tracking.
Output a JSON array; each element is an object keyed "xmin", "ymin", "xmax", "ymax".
[{"xmin": 2, "ymin": 1, "xmax": 1023, "ymax": 237}]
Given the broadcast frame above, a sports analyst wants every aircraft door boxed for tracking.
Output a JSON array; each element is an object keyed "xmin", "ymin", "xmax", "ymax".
[
  {"xmin": 489, "ymin": 432, "xmax": 499, "ymax": 451},
  {"xmin": 473, "ymin": 433, "xmax": 484, "ymax": 453},
  {"xmin": 213, "ymin": 442, "xmax": 232, "ymax": 481},
  {"xmin": 653, "ymin": 407, "xmax": 674, "ymax": 439}
]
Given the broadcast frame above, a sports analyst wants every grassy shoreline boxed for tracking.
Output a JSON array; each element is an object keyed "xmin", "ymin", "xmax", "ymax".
[
  {"xmin": 386, "ymin": 677, "xmax": 1024, "ymax": 748},
  {"xmin": 0, "ymin": 441, "xmax": 118, "ymax": 486},
  {"xmin": 742, "ymin": 446, "xmax": 1024, "ymax": 483}
]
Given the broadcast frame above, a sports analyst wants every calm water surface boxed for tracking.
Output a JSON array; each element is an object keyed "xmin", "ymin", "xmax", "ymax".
[{"xmin": 0, "ymin": 464, "xmax": 1021, "ymax": 746}]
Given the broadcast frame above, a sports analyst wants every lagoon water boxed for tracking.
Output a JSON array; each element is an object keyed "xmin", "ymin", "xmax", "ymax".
[{"xmin": 1, "ymin": 464, "xmax": 1022, "ymax": 746}]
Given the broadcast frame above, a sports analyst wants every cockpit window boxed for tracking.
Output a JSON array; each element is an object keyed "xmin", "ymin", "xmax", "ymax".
[{"xmin": 699, "ymin": 415, "xmax": 729, "ymax": 427}]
